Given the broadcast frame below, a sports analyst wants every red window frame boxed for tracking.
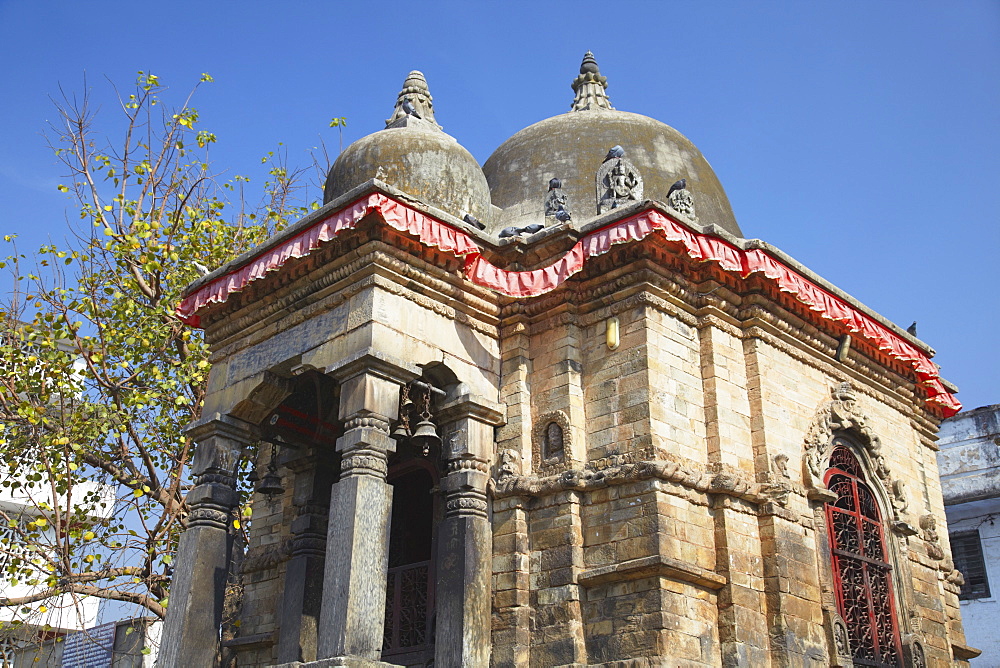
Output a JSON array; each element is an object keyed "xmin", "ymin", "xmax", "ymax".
[{"xmin": 824, "ymin": 444, "xmax": 902, "ymax": 668}]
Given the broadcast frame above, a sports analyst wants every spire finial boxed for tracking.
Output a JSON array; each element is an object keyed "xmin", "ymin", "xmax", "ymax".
[
  {"xmin": 386, "ymin": 70, "xmax": 441, "ymax": 129},
  {"xmin": 571, "ymin": 51, "xmax": 613, "ymax": 112}
]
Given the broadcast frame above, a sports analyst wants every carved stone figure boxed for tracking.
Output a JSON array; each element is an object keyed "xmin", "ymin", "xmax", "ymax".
[
  {"xmin": 834, "ymin": 621, "xmax": 850, "ymax": 657},
  {"xmin": 544, "ymin": 184, "xmax": 571, "ymax": 220},
  {"xmin": 773, "ymin": 453, "xmax": 790, "ymax": 479},
  {"xmin": 891, "ymin": 478, "xmax": 909, "ymax": 515},
  {"xmin": 597, "ymin": 157, "xmax": 643, "ymax": 214},
  {"xmin": 668, "ymin": 187, "xmax": 695, "ymax": 218},
  {"xmin": 545, "ymin": 421, "xmax": 565, "ymax": 460},
  {"xmin": 498, "ymin": 449, "xmax": 521, "ymax": 481},
  {"xmin": 920, "ymin": 513, "xmax": 945, "ymax": 560}
]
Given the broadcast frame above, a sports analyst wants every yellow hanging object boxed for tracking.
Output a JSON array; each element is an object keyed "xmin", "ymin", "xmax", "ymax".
[{"xmin": 606, "ymin": 316, "xmax": 620, "ymax": 350}]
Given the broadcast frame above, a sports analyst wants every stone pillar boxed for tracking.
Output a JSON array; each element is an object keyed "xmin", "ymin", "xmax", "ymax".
[
  {"xmin": 435, "ymin": 393, "xmax": 504, "ymax": 668},
  {"xmin": 316, "ymin": 359, "xmax": 409, "ymax": 662},
  {"xmin": 160, "ymin": 415, "xmax": 253, "ymax": 668},
  {"xmin": 276, "ymin": 450, "xmax": 336, "ymax": 664}
]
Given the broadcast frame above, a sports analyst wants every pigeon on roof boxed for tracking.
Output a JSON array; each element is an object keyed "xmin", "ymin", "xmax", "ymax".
[
  {"xmin": 667, "ymin": 178, "xmax": 687, "ymax": 199},
  {"xmin": 604, "ymin": 145, "xmax": 625, "ymax": 162},
  {"xmin": 401, "ymin": 97, "xmax": 421, "ymax": 119},
  {"xmin": 462, "ymin": 213, "xmax": 485, "ymax": 230}
]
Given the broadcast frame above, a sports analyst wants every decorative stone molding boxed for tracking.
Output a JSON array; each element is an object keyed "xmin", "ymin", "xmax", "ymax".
[
  {"xmin": 341, "ymin": 449, "xmax": 389, "ymax": 478},
  {"xmin": 494, "ymin": 456, "xmax": 780, "ymax": 511},
  {"xmin": 577, "ymin": 554, "xmax": 726, "ymax": 591},
  {"xmin": 447, "ymin": 458, "xmax": 489, "ymax": 474},
  {"xmin": 444, "ymin": 491, "xmax": 489, "ymax": 519},
  {"xmin": 241, "ymin": 539, "xmax": 294, "ymax": 574},
  {"xmin": 804, "ymin": 382, "xmax": 889, "ymax": 497},
  {"xmin": 187, "ymin": 507, "xmax": 231, "ymax": 531},
  {"xmin": 206, "ymin": 243, "xmax": 498, "ymax": 345}
]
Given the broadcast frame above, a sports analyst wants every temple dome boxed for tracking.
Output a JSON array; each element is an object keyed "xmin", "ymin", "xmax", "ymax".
[
  {"xmin": 483, "ymin": 53, "xmax": 743, "ymax": 237},
  {"xmin": 324, "ymin": 71, "xmax": 492, "ymax": 222}
]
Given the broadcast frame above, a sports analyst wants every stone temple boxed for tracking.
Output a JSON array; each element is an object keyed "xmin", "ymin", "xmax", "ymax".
[{"xmin": 160, "ymin": 54, "xmax": 977, "ymax": 667}]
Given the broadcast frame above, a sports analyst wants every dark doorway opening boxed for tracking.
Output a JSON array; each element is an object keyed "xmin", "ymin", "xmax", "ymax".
[{"xmin": 383, "ymin": 463, "xmax": 436, "ymax": 667}]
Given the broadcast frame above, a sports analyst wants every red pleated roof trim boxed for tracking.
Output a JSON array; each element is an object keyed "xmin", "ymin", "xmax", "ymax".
[
  {"xmin": 176, "ymin": 193, "xmax": 479, "ymax": 327},
  {"xmin": 176, "ymin": 198, "xmax": 960, "ymax": 417}
]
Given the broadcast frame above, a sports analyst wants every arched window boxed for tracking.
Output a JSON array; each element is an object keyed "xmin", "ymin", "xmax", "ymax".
[{"xmin": 824, "ymin": 441, "xmax": 902, "ymax": 668}]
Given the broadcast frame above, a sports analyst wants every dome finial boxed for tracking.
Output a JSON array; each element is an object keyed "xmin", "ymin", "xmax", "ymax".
[
  {"xmin": 571, "ymin": 51, "xmax": 613, "ymax": 112},
  {"xmin": 386, "ymin": 70, "xmax": 441, "ymax": 129}
]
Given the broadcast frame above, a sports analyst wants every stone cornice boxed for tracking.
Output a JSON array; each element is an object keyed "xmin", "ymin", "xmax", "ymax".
[{"xmin": 205, "ymin": 241, "xmax": 499, "ymax": 354}]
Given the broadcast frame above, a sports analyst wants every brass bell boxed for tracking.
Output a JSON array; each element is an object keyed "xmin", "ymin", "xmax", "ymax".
[
  {"xmin": 410, "ymin": 418, "xmax": 440, "ymax": 455},
  {"xmin": 256, "ymin": 444, "xmax": 284, "ymax": 499},
  {"xmin": 256, "ymin": 470, "xmax": 284, "ymax": 498},
  {"xmin": 391, "ymin": 422, "xmax": 411, "ymax": 441}
]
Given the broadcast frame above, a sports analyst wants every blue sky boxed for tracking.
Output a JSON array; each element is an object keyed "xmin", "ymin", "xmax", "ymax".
[{"xmin": 1, "ymin": 0, "xmax": 997, "ymax": 411}]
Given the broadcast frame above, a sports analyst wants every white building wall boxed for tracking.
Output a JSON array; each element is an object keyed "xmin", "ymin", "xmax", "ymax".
[{"xmin": 938, "ymin": 404, "xmax": 1000, "ymax": 666}]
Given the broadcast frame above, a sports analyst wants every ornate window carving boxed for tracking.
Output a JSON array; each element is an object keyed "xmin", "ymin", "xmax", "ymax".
[{"xmin": 825, "ymin": 443, "xmax": 902, "ymax": 668}]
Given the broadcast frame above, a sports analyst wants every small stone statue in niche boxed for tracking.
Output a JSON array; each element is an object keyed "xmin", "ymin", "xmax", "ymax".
[{"xmin": 597, "ymin": 148, "xmax": 643, "ymax": 214}]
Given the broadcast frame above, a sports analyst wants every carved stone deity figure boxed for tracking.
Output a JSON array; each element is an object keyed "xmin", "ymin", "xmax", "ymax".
[
  {"xmin": 668, "ymin": 187, "xmax": 696, "ymax": 218},
  {"xmin": 544, "ymin": 185, "xmax": 571, "ymax": 219},
  {"xmin": 597, "ymin": 157, "xmax": 643, "ymax": 214}
]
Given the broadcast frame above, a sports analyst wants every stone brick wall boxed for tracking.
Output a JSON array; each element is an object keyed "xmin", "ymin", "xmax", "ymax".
[{"xmin": 490, "ymin": 248, "xmax": 971, "ymax": 666}]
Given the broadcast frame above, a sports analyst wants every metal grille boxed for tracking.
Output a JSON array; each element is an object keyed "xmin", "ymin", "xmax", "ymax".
[
  {"xmin": 383, "ymin": 560, "xmax": 431, "ymax": 655},
  {"xmin": 951, "ymin": 530, "xmax": 991, "ymax": 600},
  {"xmin": 826, "ymin": 446, "xmax": 902, "ymax": 668}
]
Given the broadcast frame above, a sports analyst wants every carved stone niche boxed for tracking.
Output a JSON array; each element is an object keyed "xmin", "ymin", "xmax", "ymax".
[
  {"xmin": 597, "ymin": 157, "xmax": 643, "ymax": 214},
  {"xmin": 901, "ymin": 635, "xmax": 928, "ymax": 668},
  {"xmin": 824, "ymin": 608, "xmax": 854, "ymax": 668},
  {"xmin": 532, "ymin": 410, "xmax": 572, "ymax": 475}
]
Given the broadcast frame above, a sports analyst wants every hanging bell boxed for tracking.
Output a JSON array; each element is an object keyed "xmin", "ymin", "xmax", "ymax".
[
  {"xmin": 391, "ymin": 421, "xmax": 411, "ymax": 441},
  {"xmin": 256, "ymin": 470, "xmax": 284, "ymax": 498},
  {"xmin": 410, "ymin": 418, "xmax": 440, "ymax": 455}
]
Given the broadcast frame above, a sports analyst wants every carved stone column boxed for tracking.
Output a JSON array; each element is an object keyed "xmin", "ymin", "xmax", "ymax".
[
  {"xmin": 435, "ymin": 393, "xmax": 504, "ymax": 668},
  {"xmin": 276, "ymin": 449, "xmax": 337, "ymax": 663},
  {"xmin": 316, "ymin": 358, "xmax": 411, "ymax": 662},
  {"xmin": 160, "ymin": 414, "xmax": 254, "ymax": 668}
]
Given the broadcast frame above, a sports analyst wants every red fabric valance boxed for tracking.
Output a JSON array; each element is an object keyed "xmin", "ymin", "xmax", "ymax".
[{"xmin": 176, "ymin": 195, "xmax": 960, "ymax": 417}]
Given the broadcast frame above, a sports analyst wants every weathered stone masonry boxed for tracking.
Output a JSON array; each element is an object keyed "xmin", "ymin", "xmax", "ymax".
[{"xmin": 160, "ymin": 55, "xmax": 976, "ymax": 667}]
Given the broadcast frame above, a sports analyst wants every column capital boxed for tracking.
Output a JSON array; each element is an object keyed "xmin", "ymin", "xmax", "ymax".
[
  {"xmin": 185, "ymin": 412, "xmax": 259, "ymax": 444},
  {"xmin": 324, "ymin": 350, "xmax": 420, "ymax": 386}
]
